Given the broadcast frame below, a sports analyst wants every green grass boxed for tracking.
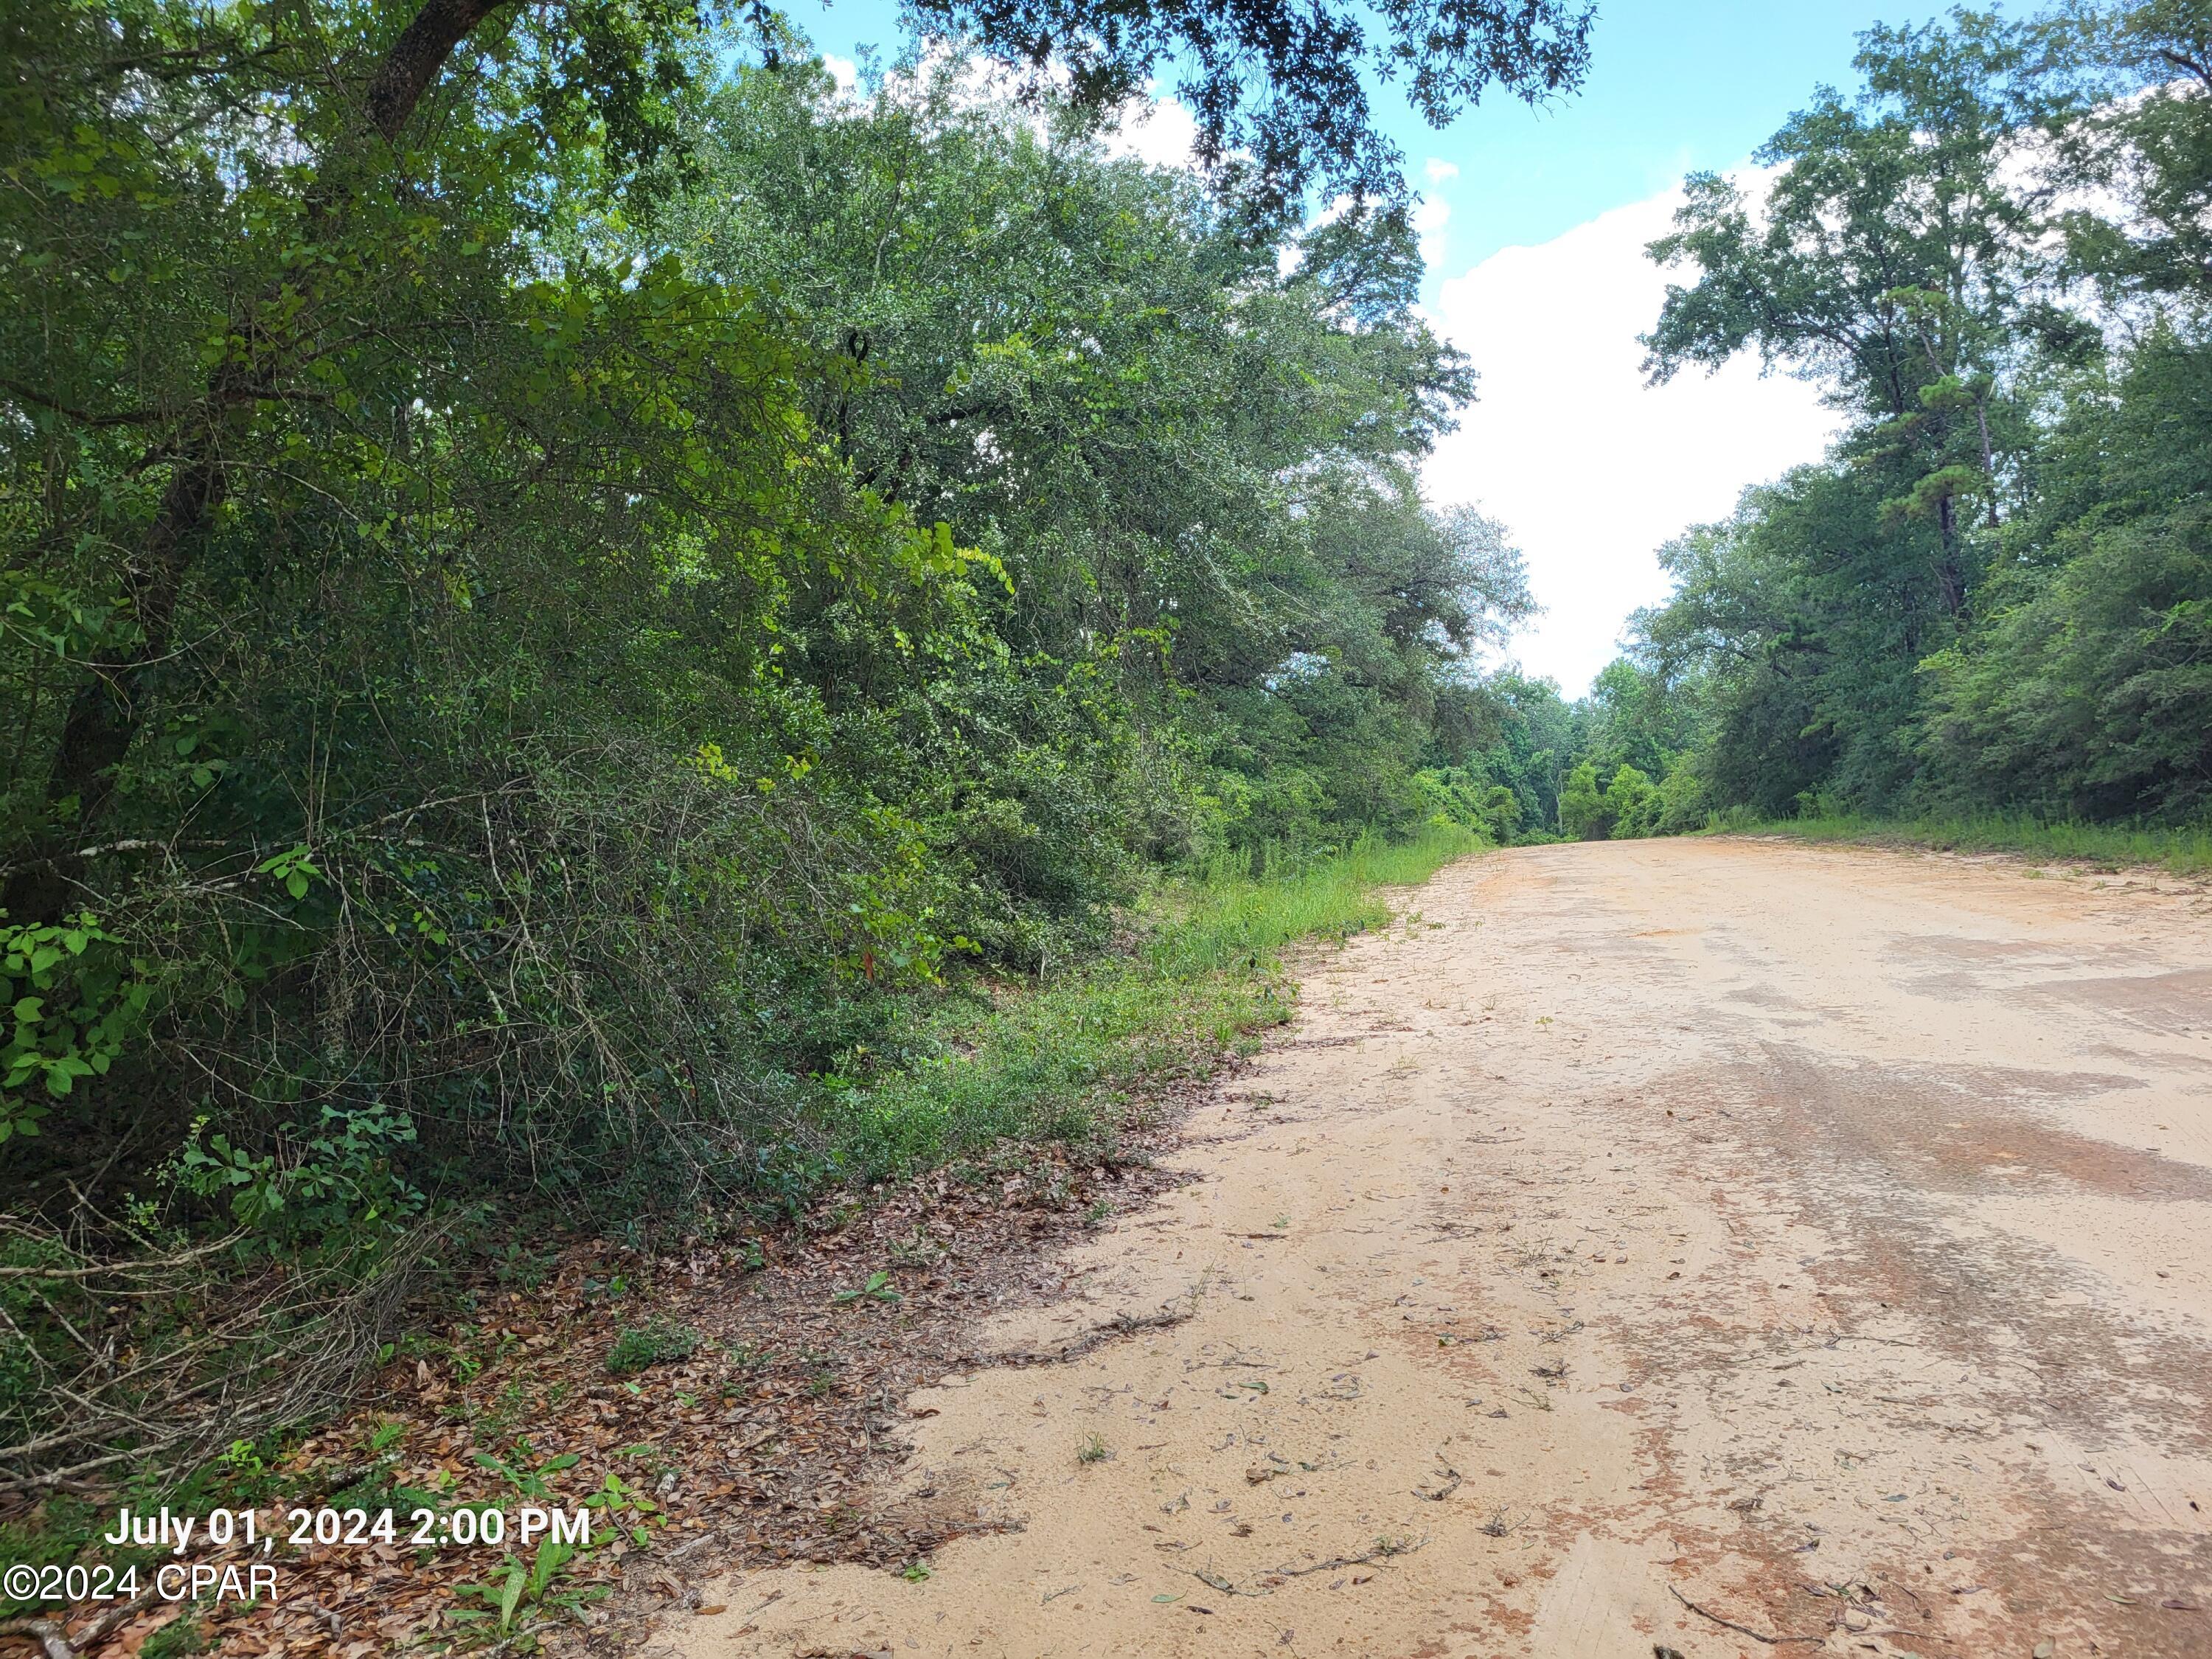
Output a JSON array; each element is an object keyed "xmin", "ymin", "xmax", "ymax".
[
  {"xmin": 1150, "ymin": 830, "xmax": 1487, "ymax": 975},
  {"xmin": 603, "ymin": 1320, "xmax": 700, "ymax": 1376},
  {"xmin": 820, "ymin": 825, "xmax": 1484, "ymax": 1183},
  {"xmin": 1716, "ymin": 810, "xmax": 2212, "ymax": 877}
]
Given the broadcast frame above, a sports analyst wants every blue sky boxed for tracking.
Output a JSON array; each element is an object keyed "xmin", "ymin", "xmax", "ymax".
[
  {"xmin": 782, "ymin": 1, "xmax": 1971, "ymax": 692},
  {"xmin": 1382, "ymin": 1, "xmax": 1937, "ymax": 281}
]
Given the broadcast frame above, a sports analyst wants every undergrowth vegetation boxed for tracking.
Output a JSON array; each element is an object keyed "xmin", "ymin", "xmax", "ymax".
[
  {"xmin": 1717, "ymin": 812, "xmax": 2212, "ymax": 877},
  {"xmin": 823, "ymin": 827, "xmax": 1480, "ymax": 1183}
]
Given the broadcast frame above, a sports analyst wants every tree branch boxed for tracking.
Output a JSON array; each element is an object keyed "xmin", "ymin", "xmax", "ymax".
[
  {"xmin": 2156, "ymin": 46, "xmax": 2212, "ymax": 95},
  {"xmin": 0, "ymin": 379, "xmax": 162, "ymax": 428},
  {"xmin": 364, "ymin": 0, "xmax": 512, "ymax": 141}
]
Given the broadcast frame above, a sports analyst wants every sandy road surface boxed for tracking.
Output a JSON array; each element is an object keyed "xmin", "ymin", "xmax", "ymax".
[{"xmin": 681, "ymin": 838, "xmax": 2212, "ymax": 1658}]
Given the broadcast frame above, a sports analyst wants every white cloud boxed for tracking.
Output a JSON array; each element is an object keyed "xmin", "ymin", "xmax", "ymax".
[
  {"xmin": 1102, "ymin": 93, "xmax": 1200, "ymax": 171},
  {"xmin": 1411, "ymin": 193, "xmax": 1450, "ymax": 265},
  {"xmin": 1423, "ymin": 176, "xmax": 1839, "ymax": 695},
  {"xmin": 821, "ymin": 54, "xmax": 859, "ymax": 95},
  {"xmin": 1425, "ymin": 158, "xmax": 1461, "ymax": 185}
]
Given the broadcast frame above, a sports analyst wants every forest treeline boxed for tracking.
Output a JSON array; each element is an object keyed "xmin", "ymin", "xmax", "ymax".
[
  {"xmin": 0, "ymin": 0, "xmax": 1593, "ymax": 1486},
  {"xmin": 1520, "ymin": 1, "xmax": 2212, "ymax": 841}
]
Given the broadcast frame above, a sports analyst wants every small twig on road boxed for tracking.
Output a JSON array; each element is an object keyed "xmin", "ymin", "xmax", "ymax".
[
  {"xmin": 1669, "ymin": 1585, "xmax": 1823, "ymax": 1646},
  {"xmin": 1191, "ymin": 1568, "xmax": 1273, "ymax": 1598},
  {"xmin": 1273, "ymin": 1536, "xmax": 1429, "ymax": 1578},
  {"xmin": 1414, "ymin": 1458, "xmax": 1462, "ymax": 1501},
  {"xmin": 987, "ymin": 1303, "xmax": 1197, "ymax": 1369}
]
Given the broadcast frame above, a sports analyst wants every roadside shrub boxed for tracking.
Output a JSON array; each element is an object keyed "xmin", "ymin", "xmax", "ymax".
[
  {"xmin": 1558, "ymin": 762, "xmax": 1610, "ymax": 839},
  {"xmin": 1415, "ymin": 766, "xmax": 1518, "ymax": 842},
  {"xmin": 1606, "ymin": 765, "xmax": 1658, "ymax": 838}
]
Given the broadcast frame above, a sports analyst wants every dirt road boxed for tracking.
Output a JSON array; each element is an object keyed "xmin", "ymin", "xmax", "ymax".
[{"xmin": 680, "ymin": 837, "xmax": 2212, "ymax": 1658}]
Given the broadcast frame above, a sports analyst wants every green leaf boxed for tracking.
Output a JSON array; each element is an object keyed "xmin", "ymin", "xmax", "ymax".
[{"xmin": 529, "ymin": 1536, "xmax": 573, "ymax": 1598}]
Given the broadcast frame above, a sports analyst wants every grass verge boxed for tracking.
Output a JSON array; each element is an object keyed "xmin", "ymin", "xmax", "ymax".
[
  {"xmin": 821, "ymin": 825, "xmax": 1484, "ymax": 1180},
  {"xmin": 1717, "ymin": 810, "xmax": 2212, "ymax": 877}
]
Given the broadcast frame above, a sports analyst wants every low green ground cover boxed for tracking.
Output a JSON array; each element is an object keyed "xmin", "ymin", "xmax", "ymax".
[
  {"xmin": 1717, "ymin": 812, "xmax": 2212, "ymax": 877},
  {"xmin": 821, "ymin": 827, "xmax": 1483, "ymax": 1181}
]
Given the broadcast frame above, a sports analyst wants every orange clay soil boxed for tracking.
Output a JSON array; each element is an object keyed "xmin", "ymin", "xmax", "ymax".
[{"xmin": 673, "ymin": 836, "xmax": 2212, "ymax": 1659}]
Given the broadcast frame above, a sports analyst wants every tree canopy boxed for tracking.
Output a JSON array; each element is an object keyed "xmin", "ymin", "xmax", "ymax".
[
  {"xmin": 1533, "ymin": 1, "xmax": 2212, "ymax": 837},
  {"xmin": 904, "ymin": 0, "xmax": 1595, "ymax": 213}
]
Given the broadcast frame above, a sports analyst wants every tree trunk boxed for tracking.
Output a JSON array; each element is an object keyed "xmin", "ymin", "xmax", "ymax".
[
  {"xmin": 1935, "ymin": 494, "xmax": 1967, "ymax": 620},
  {"xmin": 1975, "ymin": 397, "xmax": 2000, "ymax": 529},
  {"xmin": 2, "ymin": 450, "xmax": 227, "ymax": 922}
]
